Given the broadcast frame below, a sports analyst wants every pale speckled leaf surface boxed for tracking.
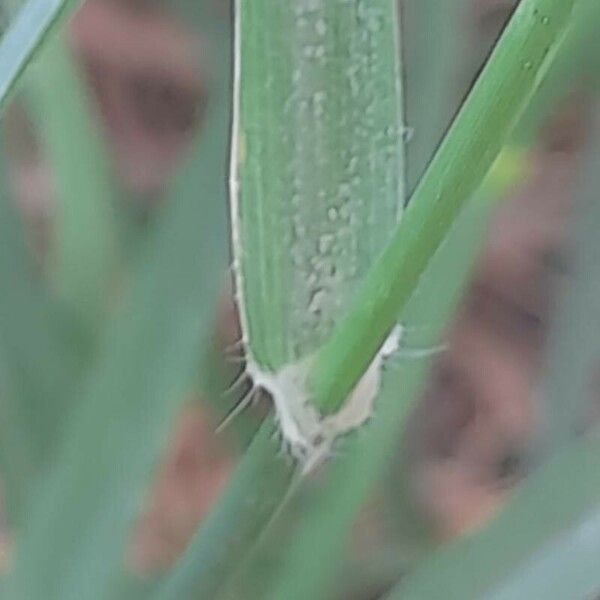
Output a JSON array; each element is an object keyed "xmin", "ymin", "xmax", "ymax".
[{"xmin": 232, "ymin": 0, "xmax": 405, "ymax": 370}]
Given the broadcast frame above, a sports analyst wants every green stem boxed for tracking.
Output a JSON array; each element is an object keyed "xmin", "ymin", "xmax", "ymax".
[
  {"xmin": 29, "ymin": 35, "xmax": 119, "ymax": 336},
  {"xmin": 310, "ymin": 0, "xmax": 577, "ymax": 414}
]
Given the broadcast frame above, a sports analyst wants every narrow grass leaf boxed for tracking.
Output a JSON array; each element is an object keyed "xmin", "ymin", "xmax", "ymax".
[
  {"xmin": 487, "ymin": 506, "xmax": 600, "ymax": 600},
  {"xmin": 27, "ymin": 34, "xmax": 119, "ymax": 335},
  {"xmin": 0, "ymin": 141, "xmax": 83, "ymax": 523},
  {"xmin": 517, "ymin": 0, "xmax": 600, "ymax": 141},
  {"xmin": 232, "ymin": 0, "xmax": 405, "ymax": 371},
  {"xmin": 385, "ymin": 0, "xmax": 472, "ymax": 540},
  {"xmin": 532, "ymin": 110, "xmax": 600, "ymax": 456},
  {"xmin": 402, "ymin": 0, "xmax": 471, "ymax": 192},
  {"xmin": 308, "ymin": 0, "xmax": 578, "ymax": 415},
  {"xmin": 385, "ymin": 431, "xmax": 600, "ymax": 600},
  {"xmin": 153, "ymin": 422, "xmax": 296, "ymax": 600},
  {"xmin": 9, "ymin": 54, "xmax": 231, "ymax": 600},
  {"xmin": 0, "ymin": 0, "xmax": 81, "ymax": 114}
]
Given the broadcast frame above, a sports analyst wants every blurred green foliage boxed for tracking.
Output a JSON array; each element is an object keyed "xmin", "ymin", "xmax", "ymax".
[{"xmin": 0, "ymin": 1, "xmax": 598, "ymax": 600}]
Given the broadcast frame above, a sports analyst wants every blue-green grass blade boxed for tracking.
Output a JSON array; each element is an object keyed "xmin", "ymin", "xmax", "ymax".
[
  {"xmin": 385, "ymin": 431, "xmax": 600, "ymax": 600},
  {"xmin": 232, "ymin": 0, "xmax": 405, "ymax": 371},
  {"xmin": 402, "ymin": 0, "xmax": 471, "ymax": 192},
  {"xmin": 533, "ymin": 110, "xmax": 600, "ymax": 456},
  {"xmin": 0, "ymin": 139, "xmax": 83, "ymax": 524},
  {"xmin": 8, "ymin": 36, "xmax": 231, "ymax": 600},
  {"xmin": 27, "ymin": 34, "xmax": 120, "ymax": 336},
  {"xmin": 0, "ymin": 0, "xmax": 81, "ymax": 114}
]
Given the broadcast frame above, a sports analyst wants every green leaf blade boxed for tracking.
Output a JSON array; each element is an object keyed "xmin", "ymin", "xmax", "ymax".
[
  {"xmin": 9, "ymin": 67, "xmax": 231, "ymax": 600},
  {"xmin": 533, "ymin": 113, "xmax": 600, "ymax": 457},
  {"xmin": 403, "ymin": 0, "xmax": 470, "ymax": 191},
  {"xmin": 0, "ymin": 0, "xmax": 79, "ymax": 114},
  {"xmin": 233, "ymin": 0, "xmax": 405, "ymax": 370},
  {"xmin": 153, "ymin": 423, "xmax": 295, "ymax": 600},
  {"xmin": 0, "ymin": 147, "xmax": 83, "ymax": 523},
  {"xmin": 28, "ymin": 35, "xmax": 120, "ymax": 334},
  {"xmin": 385, "ymin": 433, "xmax": 600, "ymax": 600}
]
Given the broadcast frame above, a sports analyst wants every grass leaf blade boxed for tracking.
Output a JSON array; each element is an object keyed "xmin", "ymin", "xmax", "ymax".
[
  {"xmin": 532, "ymin": 111, "xmax": 600, "ymax": 455},
  {"xmin": 385, "ymin": 432, "xmax": 600, "ymax": 600},
  {"xmin": 309, "ymin": 0, "xmax": 578, "ymax": 414},
  {"xmin": 0, "ymin": 140, "xmax": 83, "ymax": 522},
  {"xmin": 0, "ymin": 0, "xmax": 80, "ymax": 114},
  {"xmin": 27, "ymin": 34, "xmax": 119, "ymax": 334},
  {"xmin": 153, "ymin": 423, "xmax": 295, "ymax": 600},
  {"xmin": 403, "ymin": 0, "xmax": 470, "ymax": 191},
  {"xmin": 251, "ymin": 149, "xmax": 527, "ymax": 600},
  {"xmin": 9, "ymin": 68, "xmax": 231, "ymax": 600},
  {"xmin": 232, "ymin": 0, "xmax": 405, "ymax": 371}
]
